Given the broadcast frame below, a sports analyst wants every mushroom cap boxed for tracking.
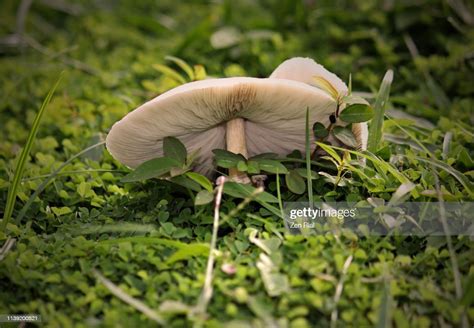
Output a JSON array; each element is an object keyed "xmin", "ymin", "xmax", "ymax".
[
  {"xmin": 106, "ymin": 57, "xmax": 368, "ymax": 176},
  {"xmin": 270, "ymin": 57, "xmax": 348, "ymax": 94},
  {"xmin": 106, "ymin": 77, "xmax": 336, "ymax": 176}
]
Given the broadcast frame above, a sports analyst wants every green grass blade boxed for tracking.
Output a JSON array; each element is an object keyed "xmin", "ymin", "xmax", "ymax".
[
  {"xmin": 385, "ymin": 115, "xmax": 432, "ymax": 155},
  {"xmin": 368, "ymin": 70, "xmax": 393, "ymax": 153},
  {"xmin": 305, "ymin": 108, "xmax": 313, "ymax": 207},
  {"xmin": 276, "ymin": 173, "xmax": 284, "ymax": 219},
  {"xmin": 1, "ymin": 73, "xmax": 63, "ymax": 231},
  {"xmin": 21, "ymin": 168, "xmax": 122, "ymax": 181}
]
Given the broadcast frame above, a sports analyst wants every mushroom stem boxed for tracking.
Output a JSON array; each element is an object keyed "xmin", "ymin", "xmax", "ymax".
[
  {"xmin": 226, "ymin": 117, "xmax": 250, "ymax": 183},
  {"xmin": 226, "ymin": 117, "xmax": 248, "ymax": 157}
]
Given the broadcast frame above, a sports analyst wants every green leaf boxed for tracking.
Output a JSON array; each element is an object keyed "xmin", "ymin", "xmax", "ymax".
[
  {"xmin": 252, "ymin": 159, "xmax": 288, "ymax": 174},
  {"xmin": 195, "ymin": 190, "xmax": 214, "ymax": 206},
  {"xmin": 213, "ymin": 149, "xmax": 246, "ymax": 168},
  {"xmin": 247, "ymin": 160, "xmax": 260, "ymax": 174},
  {"xmin": 332, "ymin": 126, "xmax": 358, "ymax": 148},
  {"xmin": 339, "ymin": 104, "xmax": 374, "ymax": 123},
  {"xmin": 286, "ymin": 170, "xmax": 306, "ymax": 194},
  {"xmin": 341, "ymin": 94, "xmax": 370, "ymax": 106},
  {"xmin": 368, "ymin": 70, "xmax": 393, "ymax": 152},
  {"xmin": 249, "ymin": 153, "xmax": 278, "ymax": 160},
  {"xmin": 77, "ymin": 181, "xmax": 92, "ymax": 198},
  {"xmin": 313, "ymin": 122, "xmax": 329, "ymax": 138},
  {"xmin": 121, "ymin": 157, "xmax": 181, "ymax": 182},
  {"xmin": 458, "ymin": 148, "xmax": 474, "ymax": 168},
  {"xmin": 237, "ymin": 160, "xmax": 248, "ymax": 172},
  {"xmin": 185, "ymin": 172, "xmax": 213, "ymax": 192},
  {"xmin": 293, "ymin": 168, "xmax": 318, "ymax": 179},
  {"xmin": 169, "ymin": 167, "xmax": 189, "ymax": 177},
  {"xmin": 51, "ymin": 206, "xmax": 73, "ymax": 216},
  {"xmin": 169, "ymin": 175, "xmax": 202, "ymax": 192},
  {"xmin": 161, "ymin": 222, "xmax": 176, "ymax": 235},
  {"xmin": 223, "ymin": 182, "xmax": 279, "ymax": 203},
  {"xmin": 376, "ymin": 145, "xmax": 391, "ymax": 161},
  {"xmin": 163, "ymin": 136, "xmax": 187, "ymax": 166}
]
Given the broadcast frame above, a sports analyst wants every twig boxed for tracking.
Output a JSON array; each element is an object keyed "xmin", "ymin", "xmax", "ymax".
[
  {"xmin": 23, "ymin": 35, "xmax": 99, "ymax": 75},
  {"xmin": 330, "ymin": 255, "xmax": 353, "ymax": 328},
  {"xmin": 93, "ymin": 269, "xmax": 165, "ymax": 325},
  {"xmin": 194, "ymin": 176, "xmax": 226, "ymax": 316},
  {"xmin": 38, "ymin": 0, "xmax": 84, "ymax": 15},
  {"xmin": 403, "ymin": 33, "xmax": 419, "ymax": 58},
  {"xmin": 0, "ymin": 238, "xmax": 16, "ymax": 261},
  {"xmin": 16, "ymin": 0, "xmax": 33, "ymax": 38},
  {"xmin": 447, "ymin": 0, "xmax": 474, "ymax": 26}
]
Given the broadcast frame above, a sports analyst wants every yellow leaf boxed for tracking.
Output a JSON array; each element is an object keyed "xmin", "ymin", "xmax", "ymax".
[{"xmin": 312, "ymin": 76, "xmax": 339, "ymax": 100}]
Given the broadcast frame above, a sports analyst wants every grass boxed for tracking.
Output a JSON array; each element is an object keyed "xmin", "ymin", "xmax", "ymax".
[
  {"xmin": 0, "ymin": 1, "xmax": 473, "ymax": 327},
  {"xmin": 1, "ymin": 73, "xmax": 62, "ymax": 231},
  {"xmin": 368, "ymin": 70, "xmax": 393, "ymax": 153},
  {"xmin": 305, "ymin": 108, "xmax": 314, "ymax": 207}
]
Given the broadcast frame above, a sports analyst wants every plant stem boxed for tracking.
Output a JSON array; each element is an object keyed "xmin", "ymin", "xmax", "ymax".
[{"xmin": 305, "ymin": 108, "xmax": 313, "ymax": 208}]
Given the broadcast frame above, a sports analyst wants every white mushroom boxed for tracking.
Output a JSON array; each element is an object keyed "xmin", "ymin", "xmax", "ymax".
[{"xmin": 106, "ymin": 58, "xmax": 367, "ymax": 179}]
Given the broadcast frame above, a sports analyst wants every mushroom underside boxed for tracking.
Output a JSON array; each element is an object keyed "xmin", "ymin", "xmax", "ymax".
[{"xmin": 147, "ymin": 119, "xmax": 366, "ymax": 177}]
